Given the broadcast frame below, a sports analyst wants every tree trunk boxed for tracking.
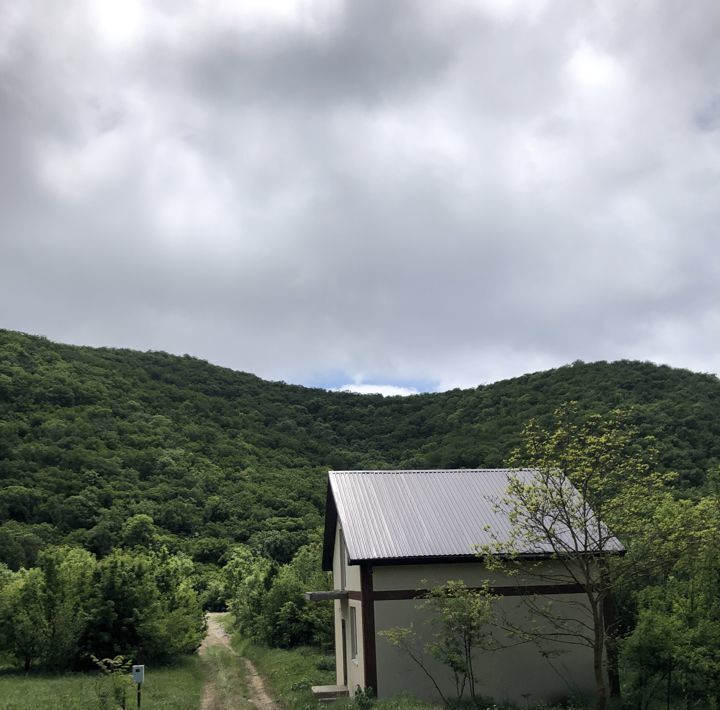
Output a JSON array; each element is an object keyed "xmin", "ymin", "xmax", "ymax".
[
  {"xmin": 602, "ymin": 588, "xmax": 621, "ymax": 698},
  {"xmin": 592, "ymin": 602, "xmax": 608, "ymax": 710}
]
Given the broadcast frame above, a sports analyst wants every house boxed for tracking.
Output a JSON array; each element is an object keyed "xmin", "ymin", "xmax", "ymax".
[{"xmin": 310, "ymin": 469, "xmax": 622, "ymax": 705}]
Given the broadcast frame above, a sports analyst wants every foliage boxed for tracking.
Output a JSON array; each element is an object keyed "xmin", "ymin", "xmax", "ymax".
[
  {"xmin": 235, "ymin": 636, "xmax": 336, "ymax": 710},
  {"xmin": 224, "ymin": 544, "xmax": 274, "ymax": 641},
  {"xmin": 620, "ymin": 475, "xmax": 720, "ymax": 708},
  {"xmin": 91, "ymin": 655, "xmax": 133, "ymax": 710},
  {"xmin": 2, "ymin": 330, "xmax": 719, "ymax": 577},
  {"xmin": 225, "ymin": 541, "xmax": 332, "ymax": 649},
  {"xmin": 0, "ymin": 546, "xmax": 204, "ymax": 671},
  {"xmin": 4, "ymin": 330, "xmax": 720, "ymax": 700},
  {"xmin": 484, "ymin": 405, "xmax": 671, "ymax": 710},
  {"xmin": 380, "ymin": 581, "xmax": 497, "ymax": 706},
  {"xmin": 353, "ymin": 685, "xmax": 375, "ymax": 709},
  {"xmin": 0, "ymin": 656, "xmax": 205, "ymax": 710}
]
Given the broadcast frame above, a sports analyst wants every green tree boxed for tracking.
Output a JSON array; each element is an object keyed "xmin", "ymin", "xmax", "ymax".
[
  {"xmin": 38, "ymin": 546, "xmax": 96, "ymax": 670},
  {"xmin": 380, "ymin": 581, "xmax": 496, "ymax": 706},
  {"xmin": 82, "ymin": 548, "xmax": 204, "ymax": 663},
  {"xmin": 621, "ymin": 475, "xmax": 720, "ymax": 708},
  {"xmin": 0, "ymin": 567, "xmax": 50, "ymax": 671},
  {"xmin": 224, "ymin": 545, "xmax": 274, "ymax": 641},
  {"xmin": 485, "ymin": 404, "xmax": 668, "ymax": 710},
  {"xmin": 261, "ymin": 541, "xmax": 332, "ymax": 648}
]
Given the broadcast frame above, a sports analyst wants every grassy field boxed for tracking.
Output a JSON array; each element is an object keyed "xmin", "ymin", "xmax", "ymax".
[{"xmin": 0, "ymin": 656, "xmax": 205, "ymax": 710}]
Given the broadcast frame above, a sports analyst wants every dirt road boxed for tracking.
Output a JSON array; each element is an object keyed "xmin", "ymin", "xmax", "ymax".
[{"xmin": 199, "ymin": 613, "xmax": 279, "ymax": 710}]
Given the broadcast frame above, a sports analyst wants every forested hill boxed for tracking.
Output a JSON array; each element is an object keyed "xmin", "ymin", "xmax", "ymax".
[{"xmin": 1, "ymin": 328, "xmax": 719, "ymax": 569}]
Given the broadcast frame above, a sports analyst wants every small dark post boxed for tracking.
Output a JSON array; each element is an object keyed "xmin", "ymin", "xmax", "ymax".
[{"xmin": 137, "ymin": 682, "xmax": 142, "ymax": 709}]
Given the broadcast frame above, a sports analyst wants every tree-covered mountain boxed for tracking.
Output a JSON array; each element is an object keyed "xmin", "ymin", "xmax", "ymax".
[{"xmin": 1, "ymin": 328, "xmax": 719, "ymax": 570}]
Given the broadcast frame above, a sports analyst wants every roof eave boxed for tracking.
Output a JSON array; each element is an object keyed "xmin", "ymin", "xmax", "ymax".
[{"xmin": 348, "ymin": 548, "xmax": 626, "ymax": 567}]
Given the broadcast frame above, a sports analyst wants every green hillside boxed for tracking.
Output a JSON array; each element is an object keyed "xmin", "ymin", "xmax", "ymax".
[{"xmin": 1, "ymin": 328, "xmax": 719, "ymax": 570}]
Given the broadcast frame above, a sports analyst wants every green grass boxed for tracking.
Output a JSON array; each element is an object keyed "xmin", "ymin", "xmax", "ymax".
[
  {"xmin": 200, "ymin": 644, "xmax": 253, "ymax": 710},
  {"xmin": 0, "ymin": 656, "xmax": 205, "ymax": 710},
  {"xmin": 232, "ymin": 634, "xmax": 335, "ymax": 710}
]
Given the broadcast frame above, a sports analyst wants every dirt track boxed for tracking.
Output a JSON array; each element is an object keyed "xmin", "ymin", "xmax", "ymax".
[{"xmin": 199, "ymin": 613, "xmax": 279, "ymax": 710}]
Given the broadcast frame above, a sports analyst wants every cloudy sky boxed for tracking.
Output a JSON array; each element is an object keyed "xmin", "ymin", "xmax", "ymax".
[{"xmin": 1, "ymin": 1, "xmax": 719, "ymax": 394}]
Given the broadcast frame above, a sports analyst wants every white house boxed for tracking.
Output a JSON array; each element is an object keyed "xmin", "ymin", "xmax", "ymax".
[{"xmin": 310, "ymin": 469, "xmax": 622, "ymax": 705}]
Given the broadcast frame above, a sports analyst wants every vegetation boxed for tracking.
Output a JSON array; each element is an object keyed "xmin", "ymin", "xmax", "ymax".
[
  {"xmin": 479, "ymin": 406, "xmax": 665, "ymax": 709},
  {"xmin": 0, "ymin": 655, "xmax": 205, "ymax": 710},
  {"xmin": 3, "ymin": 329, "xmax": 720, "ymax": 705},
  {"xmin": 225, "ymin": 539, "xmax": 332, "ymax": 650},
  {"xmin": 232, "ymin": 634, "xmax": 335, "ymax": 710},
  {"xmin": 1, "ymin": 329, "xmax": 719, "ymax": 580},
  {"xmin": 0, "ymin": 545, "xmax": 205, "ymax": 671},
  {"xmin": 381, "ymin": 582, "xmax": 497, "ymax": 706}
]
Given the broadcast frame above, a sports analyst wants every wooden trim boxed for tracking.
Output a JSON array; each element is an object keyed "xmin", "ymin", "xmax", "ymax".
[
  {"xmin": 347, "ymin": 591, "xmax": 362, "ymax": 601},
  {"xmin": 360, "ymin": 564, "xmax": 377, "ymax": 694}
]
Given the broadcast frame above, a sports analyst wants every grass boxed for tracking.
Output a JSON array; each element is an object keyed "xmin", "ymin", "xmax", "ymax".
[
  {"xmin": 224, "ymin": 622, "xmax": 590, "ymax": 710},
  {"xmin": 200, "ymin": 643, "xmax": 253, "ymax": 709},
  {"xmin": 0, "ymin": 655, "xmax": 205, "ymax": 710},
  {"xmin": 231, "ymin": 633, "xmax": 335, "ymax": 710}
]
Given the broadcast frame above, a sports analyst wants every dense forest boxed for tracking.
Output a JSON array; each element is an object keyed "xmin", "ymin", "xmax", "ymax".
[
  {"xmin": 2, "ymin": 328, "xmax": 720, "ymax": 704},
  {"xmin": 1, "ymin": 328, "xmax": 719, "ymax": 573}
]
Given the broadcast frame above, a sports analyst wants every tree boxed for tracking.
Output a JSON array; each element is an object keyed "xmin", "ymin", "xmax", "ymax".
[
  {"xmin": 260, "ymin": 541, "xmax": 332, "ymax": 648},
  {"xmin": 621, "ymin": 475, "xmax": 720, "ymax": 708},
  {"xmin": 0, "ymin": 568, "xmax": 50, "ymax": 671},
  {"xmin": 82, "ymin": 547, "xmax": 204, "ymax": 663},
  {"xmin": 380, "ymin": 581, "xmax": 497, "ymax": 706},
  {"xmin": 223, "ymin": 545, "xmax": 274, "ymax": 641},
  {"xmin": 38, "ymin": 546, "xmax": 96, "ymax": 670},
  {"xmin": 484, "ymin": 404, "xmax": 668, "ymax": 710}
]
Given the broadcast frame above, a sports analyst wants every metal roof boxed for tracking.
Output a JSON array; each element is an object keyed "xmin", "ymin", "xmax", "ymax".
[{"xmin": 327, "ymin": 469, "xmax": 623, "ymax": 564}]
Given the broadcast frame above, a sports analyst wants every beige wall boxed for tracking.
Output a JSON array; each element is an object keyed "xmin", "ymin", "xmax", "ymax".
[
  {"xmin": 331, "ymin": 543, "xmax": 596, "ymax": 702},
  {"xmin": 333, "ymin": 598, "xmax": 366, "ymax": 691},
  {"xmin": 332, "ymin": 522, "xmax": 365, "ymax": 691},
  {"xmin": 332, "ymin": 523, "xmax": 360, "ymax": 591},
  {"xmin": 372, "ymin": 559, "xmax": 580, "ymax": 591},
  {"xmin": 374, "ymin": 591, "xmax": 595, "ymax": 704}
]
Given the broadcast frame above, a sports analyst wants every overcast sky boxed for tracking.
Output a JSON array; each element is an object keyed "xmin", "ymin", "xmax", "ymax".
[{"xmin": 1, "ymin": 1, "xmax": 719, "ymax": 394}]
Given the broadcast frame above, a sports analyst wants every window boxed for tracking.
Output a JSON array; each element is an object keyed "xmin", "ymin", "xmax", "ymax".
[{"xmin": 350, "ymin": 606, "xmax": 358, "ymax": 660}]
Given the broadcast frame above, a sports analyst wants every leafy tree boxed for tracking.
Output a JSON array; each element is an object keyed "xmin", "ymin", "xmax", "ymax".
[
  {"xmin": 120, "ymin": 514, "xmax": 158, "ymax": 549},
  {"xmin": 0, "ymin": 567, "xmax": 50, "ymax": 671},
  {"xmin": 380, "ymin": 581, "xmax": 496, "ymax": 706},
  {"xmin": 224, "ymin": 545, "xmax": 274, "ymax": 641},
  {"xmin": 261, "ymin": 541, "xmax": 332, "ymax": 648},
  {"xmin": 81, "ymin": 548, "xmax": 204, "ymax": 664},
  {"xmin": 484, "ymin": 404, "xmax": 668, "ymax": 710},
  {"xmin": 92, "ymin": 654, "xmax": 134, "ymax": 710},
  {"xmin": 621, "ymin": 474, "xmax": 720, "ymax": 708},
  {"xmin": 38, "ymin": 546, "xmax": 96, "ymax": 670}
]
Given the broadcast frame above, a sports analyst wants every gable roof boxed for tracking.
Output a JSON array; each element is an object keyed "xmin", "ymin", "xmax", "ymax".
[{"xmin": 322, "ymin": 469, "xmax": 623, "ymax": 571}]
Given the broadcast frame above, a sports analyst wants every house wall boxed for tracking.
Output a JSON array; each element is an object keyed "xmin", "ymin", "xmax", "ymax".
[
  {"xmin": 332, "ymin": 522, "xmax": 365, "ymax": 692},
  {"xmin": 372, "ymin": 559, "xmax": 579, "ymax": 591},
  {"xmin": 371, "ymin": 561, "xmax": 596, "ymax": 705}
]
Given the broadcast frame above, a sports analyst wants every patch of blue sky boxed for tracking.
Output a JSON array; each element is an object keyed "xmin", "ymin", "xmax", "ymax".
[{"xmin": 302, "ymin": 371, "xmax": 439, "ymax": 395}]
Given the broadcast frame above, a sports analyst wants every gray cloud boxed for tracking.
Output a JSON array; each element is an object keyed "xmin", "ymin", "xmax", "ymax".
[{"xmin": 1, "ymin": 0, "xmax": 719, "ymax": 391}]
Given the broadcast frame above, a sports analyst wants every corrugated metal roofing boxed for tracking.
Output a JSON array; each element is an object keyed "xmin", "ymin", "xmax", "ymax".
[{"xmin": 329, "ymin": 469, "xmax": 623, "ymax": 562}]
